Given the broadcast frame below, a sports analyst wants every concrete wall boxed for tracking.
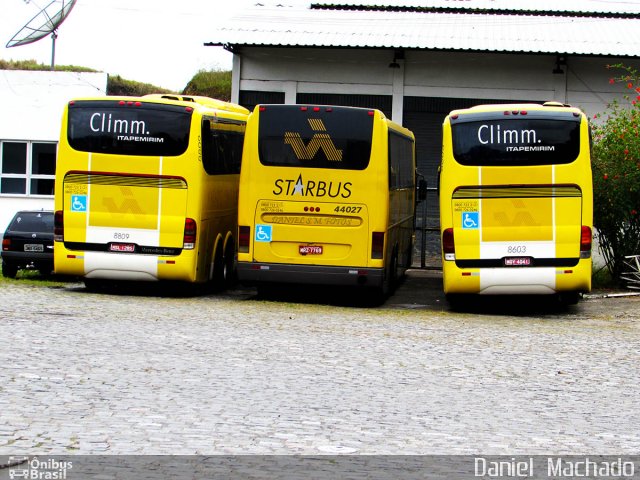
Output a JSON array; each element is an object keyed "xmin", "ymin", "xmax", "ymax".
[
  {"xmin": 0, "ymin": 70, "xmax": 107, "ymax": 231},
  {"xmin": 232, "ymin": 47, "xmax": 640, "ymax": 120}
]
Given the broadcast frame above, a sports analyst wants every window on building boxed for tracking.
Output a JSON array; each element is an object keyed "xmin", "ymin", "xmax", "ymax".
[{"xmin": 0, "ymin": 141, "xmax": 56, "ymax": 196}]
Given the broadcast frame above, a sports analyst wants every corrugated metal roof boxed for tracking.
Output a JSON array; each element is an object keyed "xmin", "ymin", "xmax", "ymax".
[
  {"xmin": 208, "ymin": 2, "xmax": 640, "ymax": 57},
  {"xmin": 313, "ymin": 0, "xmax": 640, "ymax": 16}
]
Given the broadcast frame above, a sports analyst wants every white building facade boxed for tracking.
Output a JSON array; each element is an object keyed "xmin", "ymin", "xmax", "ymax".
[
  {"xmin": 0, "ymin": 70, "xmax": 107, "ymax": 230},
  {"xmin": 207, "ymin": 1, "xmax": 640, "ymax": 264},
  {"xmin": 208, "ymin": 1, "xmax": 640, "ymax": 184}
]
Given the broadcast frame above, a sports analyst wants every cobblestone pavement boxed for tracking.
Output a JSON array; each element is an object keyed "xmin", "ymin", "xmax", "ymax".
[{"xmin": 0, "ymin": 271, "xmax": 639, "ymax": 455}]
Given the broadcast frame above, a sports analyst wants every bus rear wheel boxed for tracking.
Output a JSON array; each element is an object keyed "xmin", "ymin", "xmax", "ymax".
[
  {"xmin": 211, "ymin": 243, "xmax": 225, "ymax": 292},
  {"xmin": 557, "ymin": 291, "xmax": 580, "ymax": 306},
  {"xmin": 223, "ymin": 242, "xmax": 237, "ymax": 289}
]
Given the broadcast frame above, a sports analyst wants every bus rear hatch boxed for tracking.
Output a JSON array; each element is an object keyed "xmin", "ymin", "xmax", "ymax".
[
  {"xmin": 62, "ymin": 172, "xmax": 188, "ymax": 253},
  {"xmin": 452, "ymin": 184, "xmax": 583, "ymax": 266},
  {"xmin": 252, "ymin": 199, "xmax": 369, "ymax": 266}
]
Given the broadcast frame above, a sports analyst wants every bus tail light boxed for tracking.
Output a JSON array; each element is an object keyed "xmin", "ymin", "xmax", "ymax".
[
  {"xmin": 371, "ymin": 232, "xmax": 384, "ymax": 259},
  {"xmin": 239, "ymin": 226, "xmax": 250, "ymax": 253},
  {"xmin": 54, "ymin": 210, "xmax": 64, "ymax": 242},
  {"xmin": 443, "ymin": 228, "xmax": 455, "ymax": 261},
  {"xmin": 183, "ymin": 218, "xmax": 197, "ymax": 250},
  {"xmin": 580, "ymin": 225, "xmax": 592, "ymax": 258}
]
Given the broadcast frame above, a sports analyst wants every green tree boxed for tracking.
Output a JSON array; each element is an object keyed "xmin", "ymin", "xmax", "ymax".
[{"xmin": 591, "ymin": 63, "xmax": 640, "ymax": 282}]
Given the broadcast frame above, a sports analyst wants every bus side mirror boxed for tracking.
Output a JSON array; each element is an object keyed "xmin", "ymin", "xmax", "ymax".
[{"xmin": 417, "ymin": 178, "xmax": 427, "ymax": 202}]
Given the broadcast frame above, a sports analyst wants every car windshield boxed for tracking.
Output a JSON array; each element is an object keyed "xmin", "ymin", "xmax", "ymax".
[{"xmin": 8, "ymin": 212, "xmax": 53, "ymax": 233}]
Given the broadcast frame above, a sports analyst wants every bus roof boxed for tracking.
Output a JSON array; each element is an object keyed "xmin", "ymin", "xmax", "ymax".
[
  {"xmin": 448, "ymin": 102, "xmax": 584, "ymax": 118},
  {"xmin": 143, "ymin": 94, "xmax": 250, "ymax": 115},
  {"xmin": 66, "ymin": 95, "xmax": 249, "ymax": 116},
  {"xmin": 254, "ymin": 103, "xmax": 414, "ymax": 140}
]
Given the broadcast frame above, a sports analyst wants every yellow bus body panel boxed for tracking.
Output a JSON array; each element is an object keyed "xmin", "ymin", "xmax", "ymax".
[
  {"xmin": 440, "ymin": 103, "xmax": 592, "ymax": 296},
  {"xmin": 237, "ymin": 106, "xmax": 416, "ymax": 287},
  {"xmin": 54, "ymin": 95, "xmax": 248, "ymax": 284}
]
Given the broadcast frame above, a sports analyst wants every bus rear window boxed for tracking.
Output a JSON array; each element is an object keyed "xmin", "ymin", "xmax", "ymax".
[
  {"xmin": 452, "ymin": 118, "xmax": 580, "ymax": 166},
  {"xmin": 67, "ymin": 100, "xmax": 192, "ymax": 156},
  {"xmin": 258, "ymin": 105, "xmax": 373, "ymax": 170}
]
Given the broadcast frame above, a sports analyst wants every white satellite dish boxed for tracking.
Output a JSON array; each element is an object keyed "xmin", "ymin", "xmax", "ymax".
[{"xmin": 6, "ymin": 0, "xmax": 78, "ymax": 70}]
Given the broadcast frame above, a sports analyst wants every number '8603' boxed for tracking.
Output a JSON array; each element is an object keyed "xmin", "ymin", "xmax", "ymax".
[{"xmin": 507, "ymin": 245, "xmax": 526, "ymax": 254}]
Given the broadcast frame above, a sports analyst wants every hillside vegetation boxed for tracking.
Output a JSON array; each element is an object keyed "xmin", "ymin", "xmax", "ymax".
[{"xmin": 0, "ymin": 59, "xmax": 231, "ymax": 98}]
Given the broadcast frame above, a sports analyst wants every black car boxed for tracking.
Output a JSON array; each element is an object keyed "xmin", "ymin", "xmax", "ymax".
[{"xmin": 1, "ymin": 210, "xmax": 54, "ymax": 278}]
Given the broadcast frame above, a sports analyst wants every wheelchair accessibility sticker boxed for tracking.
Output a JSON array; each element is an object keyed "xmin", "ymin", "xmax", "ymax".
[
  {"xmin": 255, "ymin": 224, "xmax": 273, "ymax": 242},
  {"xmin": 71, "ymin": 195, "xmax": 87, "ymax": 212},
  {"xmin": 462, "ymin": 211, "xmax": 479, "ymax": 230}
]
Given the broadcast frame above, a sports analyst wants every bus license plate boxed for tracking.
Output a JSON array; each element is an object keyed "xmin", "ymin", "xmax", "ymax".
[
  {"xmin": 299, "ymin": 245, "xmax": 323, "ymax": 255},
  {"xmin": 504, "ymin": 257, "xmax": 531, "ymax": 266},
  {"xmin": 24, "ymin": 244, "xmax": 44, "ymax": 252},
  {"xmin": 109, "ymin": 243, "xmax": 136, "ymax": 253}
]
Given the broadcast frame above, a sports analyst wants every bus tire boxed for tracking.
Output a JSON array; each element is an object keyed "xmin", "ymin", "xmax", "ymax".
[
  {"xmin": 223, "ymin": 241, "xmax": 236, "ymax": 289},
  {"xmin": 383, "ymin": 249, "xmax": 399, "ymax": 297},
  {"xmin": 212, "ymin": 243, "xmax": 225, "ymax": 291},
  {"xmin": 445, "ymin": 293, "xmax": 471, "ymax": 311},
  {"xmin": 558, "ymin": 291, "xmax": 580, "ymax": 306},
  {"xmin": 84, "ymin": 278, "xmax": 108, "ymax": 292}
]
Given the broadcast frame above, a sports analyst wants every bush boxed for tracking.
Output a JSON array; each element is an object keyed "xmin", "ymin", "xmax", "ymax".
[
  {"xmin": 591, "ymin": 63, "xmax": 640, "ymax": 282},
  {"xmin": 182, "ymin": 69, "xmax": 231, "ymax": 101},
  {"xmin": 106, "ymin": 74, "xmax": 173, "ymax": 96}
]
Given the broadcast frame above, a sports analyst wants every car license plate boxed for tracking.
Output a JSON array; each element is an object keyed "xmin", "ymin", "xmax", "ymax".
[
  {"xmin": 109, "ymin": 243, "xmax": 136, "ymax": 253},
  {"xmin": 504, "ymin": 257, "xmax": 531, "ymax": 266},
  {"xmin": 24, "ymin": 244, "xmax": 44, "ymax": 252},
  {"xmin": 299, "ymin": 245, "xmax": 323, "ymax": 255}
]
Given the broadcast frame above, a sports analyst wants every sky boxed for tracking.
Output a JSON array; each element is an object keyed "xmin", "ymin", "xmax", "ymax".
[{"xmin": 0, "ymin": 0, "xmax": 250, "ymax": 91}]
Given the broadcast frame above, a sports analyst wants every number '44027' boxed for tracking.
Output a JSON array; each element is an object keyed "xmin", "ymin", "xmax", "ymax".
[{"xmin": 334, "ymin": 205, "xmax": 362, "ymax": 214}]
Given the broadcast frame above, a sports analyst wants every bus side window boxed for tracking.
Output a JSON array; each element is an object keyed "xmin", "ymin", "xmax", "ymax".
[
  {"xmin": 202, "ymin": 119, "xmax": 216, "ymax": 174},
  {"xmin": 202, "ymin": 118, "xmax": 245, "ymax": 175}
]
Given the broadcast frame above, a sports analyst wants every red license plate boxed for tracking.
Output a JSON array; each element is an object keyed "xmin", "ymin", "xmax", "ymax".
[
  {"xmin": 299, "ymin": 245, "xmax": 323, "ymax": 255},
  {"xmin": 109, "ymin": 243, "xmax": 136, "ymax": 253},
  {"xmin": 504, "ymin": 257, "xmax": 532, "ymax": 266}
]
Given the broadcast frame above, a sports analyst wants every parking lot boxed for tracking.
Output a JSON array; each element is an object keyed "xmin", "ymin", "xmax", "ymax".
[{"xmin": 1, "ymin": 270, "xmax": 639, "ymax": 455}]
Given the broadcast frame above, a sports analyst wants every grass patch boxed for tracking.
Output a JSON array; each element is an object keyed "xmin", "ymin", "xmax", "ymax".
[{"xmin": 0, "ymin": 267, "xmax": 77, "ymax": 288}]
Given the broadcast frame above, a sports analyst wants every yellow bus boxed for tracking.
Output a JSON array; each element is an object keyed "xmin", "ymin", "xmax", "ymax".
[
  {"xmin": 54, "ymin": 94, "xmax": 249, "ymax": 290},
  {"xmin": 439, "ymin": 102, "xmax": 593, "ymax": 304},
  {"xmin": 237, "ymin": 104, "xmax": 417, "ymax": 295}
]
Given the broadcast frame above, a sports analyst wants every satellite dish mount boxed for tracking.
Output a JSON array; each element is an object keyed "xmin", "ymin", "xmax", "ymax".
[{"xmin": 6, "ymin": 0, "xmax": 77, "ymax": 71}]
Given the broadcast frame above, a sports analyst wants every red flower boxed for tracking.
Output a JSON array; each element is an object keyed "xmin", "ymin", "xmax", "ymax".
[
  {"xmin": 604, "ymin": 174, "xmax": 609, "ymax": 180},
  {"xmin": 624, "ymin": 149, "xmax": 630, "ymax": 155},
  {"xmin": 609, "ymin": 78, "xmax": 616, "ymax": 84},
  {"xmin": 632, "ymin": 210, "xmax": 638, "ymax": 216},
  {"xmin": 628, "ymin": 82, "xmax": 634, "ymax": 89}
]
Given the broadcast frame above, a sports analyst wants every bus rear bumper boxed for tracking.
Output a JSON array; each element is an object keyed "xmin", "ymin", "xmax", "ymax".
[
  {"xmin": 238, "ymin": 262, "xmax": 384, "ymax": 287},
  {"xmin": 54, "ymin": 247, "xmax": 198, "ymax": 282},
  {"xmin": 443, "ymin": 260, "xmax": 592, "ymax": 295}
]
